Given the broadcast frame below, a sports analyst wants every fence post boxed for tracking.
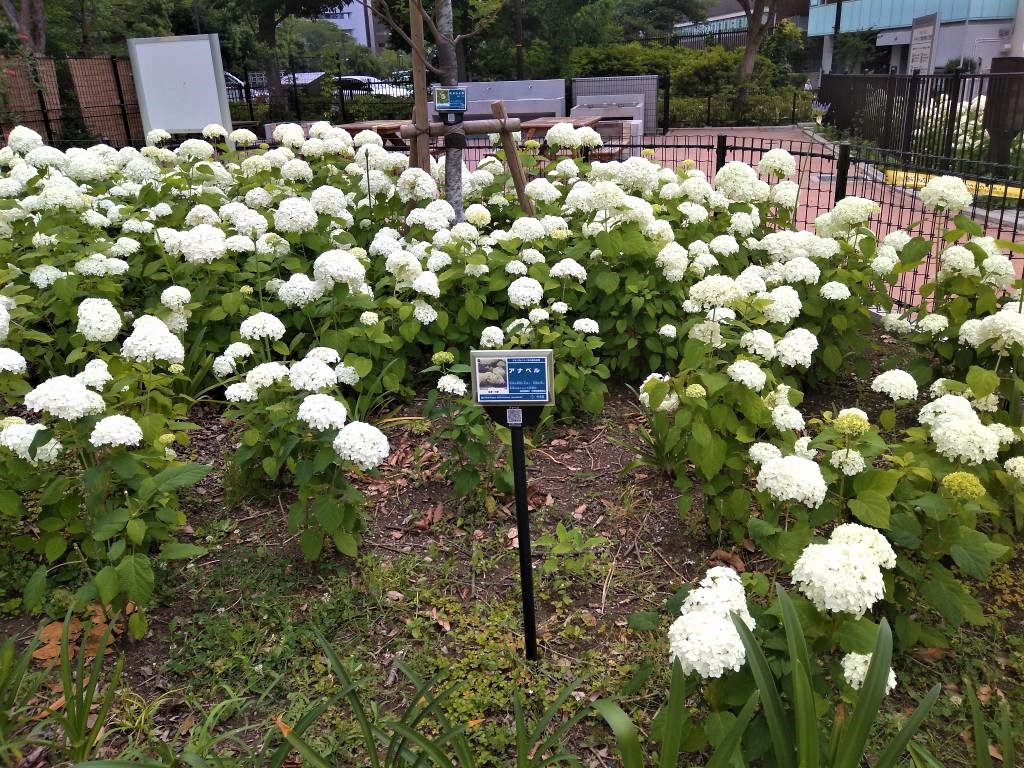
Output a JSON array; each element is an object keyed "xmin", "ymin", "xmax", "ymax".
[
  {"xmin": 880, "ymin": 72, "xmax": 896, "ymax": 149},
  {"xmin": 109, "ymin": 56, "xmax": 133, "ymax": 146},
  {"xmin": 289, "ymin": 55, "xmax": 302, "ymax": 123},
  {"xmin": 34, "ymin": 76, "xmax": 55, "ymax": 146},
  {"xmin": 243, "ymin": 66, "xmax": 255, "ymax": 122},
  {"xmin": 715, "ymin": 133, "xmax": 727, "ymax": 170},
  {"xmin": 900, "ymin": 72, "xmax": 920, "ymax": 153},
  {"xmin": 941, "ymin": 69, "xmax": 962, "ymax": 169},
  {"xmin": 661, "ymin": 71, "xmax": 670, "ymax": 135},
  {"xmin": 336, "ymin": 53, "xmax": 347, "ymax": 123},
  {"xmin": 791, "ymin": 89, "xmax": 797, "ymax": 124},
  {"xmin": 834, "ymin": 141, "xmax": 850, "ymax": 203},
  {"xmin": 706, "ymin": 94, "xmax": 712, "ymax": 126}
]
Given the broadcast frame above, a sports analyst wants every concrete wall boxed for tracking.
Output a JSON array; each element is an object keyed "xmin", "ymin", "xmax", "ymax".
[{"xmin": 572, "ymin": 75, "xmax": 659, "ymax": 134}]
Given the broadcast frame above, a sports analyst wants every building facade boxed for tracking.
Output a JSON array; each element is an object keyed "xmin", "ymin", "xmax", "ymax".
[
  {"xmin": 320, "ymin": 3, "xmax": 387, "ymax": 53},
  {"xmin": 809, "ymin": 0, "xmax": 1022, "ymax": 74}
]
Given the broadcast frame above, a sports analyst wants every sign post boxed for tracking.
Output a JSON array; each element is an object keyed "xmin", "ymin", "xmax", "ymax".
[{"xmin": 471, "ymin": 349, "xmax": 554, "ymax": 661}]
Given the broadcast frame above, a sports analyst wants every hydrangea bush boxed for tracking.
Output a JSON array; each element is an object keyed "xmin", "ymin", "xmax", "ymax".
[{"xmin": 0, "ymin": 124, "xmax": 1020, "ymax": 660}]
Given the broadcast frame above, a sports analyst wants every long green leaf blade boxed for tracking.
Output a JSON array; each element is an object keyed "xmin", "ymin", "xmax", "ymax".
[
  {"xmin": 833, "ymin": 619, "xmax": 894, "ymax": 768},
  {"xmin": 778, "ymin": 587, "xmax": 819, "ymax": 768},
  {"xmin": 873, "ymin": 684, "xmax": 941, "ymax": 768},
  {"xmin": 592, "ymin": 699, "xmax": 644, "ymax": 768},
  {"xmin": 658, "ymin": 660, "xmax": 689, "ymax": 768},
  {"xmin": 732, "ymin": 613, "xmax": 794, "ymax": 768},
  {"xmin": 705, "ymin": 692, "xmax": 759, "ymax": 768}
]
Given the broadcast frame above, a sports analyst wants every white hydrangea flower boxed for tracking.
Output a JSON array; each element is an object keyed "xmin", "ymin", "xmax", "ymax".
[
  {"xmin": 0, "ymin": 347, "xmax": 27, "ymax": 374},
  {"xmin": 508, "ymin": 276, "xmax": 544, "ymax": 308},
  {"xmin": 297, "ymin": 394, "xmax": 348, "ymax": 431},
  {"xmin": 841, "ymin": 652, "xmax": 897, "ymax": 694},
  {"xmin": 246, "ymin": 362, "xmax": 290, "ymax": 390},
  {"xmin": 791, "ymin": 542, "xmax": 886, "ymax": 617},
  {"xmin": 278, "ymin": 274, "xmax": 326, "ymax": 307},
  {"xmin": 819, "ymin": 281, "xmax": 851, "ymax": 301},
  {"xmin": 240, "ymin": 312, "xmax": 286, "ymax": 341},
  {"xmin": 658, "ymin": 324, "xmax": 677, "ymax": 340},
  {"xmin": 549, "ymin": 258, "xmax": 587, "ymax": 283},
  {"xmin": 76, "ymin": 359, "xmax": 112, "ymax": 390},
  {"xmin": 1004, "ymin": 456, "xmax": 1024, "ymax": 483},
  {"xmin": 930, "ymin": 418, "xmax": 1000, "ymax": 465},
  {"xmin": 333, "ymin": 421, "xmax": 389, "ymax": 470},
  {"xmin": 89, "ymin": 414, "xmax": 144, "ymax": 448},
  {"xmin": 160, "ymin": 286, "xmax": 191, "ymax": 310},
  {"xmin": 0, "ymin": 421, "xmax": 62, "ymax": 463},
  {"xmin": 273, "ymin": 197, "xmax": 318, "ymax": 233},
  {"xmin": 917, "ymin": 314, "xmax": 949, "ymax": 334},
  {"xmin": 774, "ymin": 328, "xmax": 818, "ymax": 368},
  {"xmin": 760, "ymin": 285, "xmax": 802, "ymax": 325},
  {"xmin": 335, "ymin": 363, "xmax": 361, "ymax": 385},
  {"xmin": 870, "ymin": 370, "xmax": 918, "ymax": 401},
  {"xmin": 29, "ymin": 265, "xmax": 67, "ymax": 289},
  {"xmin": 480, "ymin": 326, "xmax": 505, "ymax": 349},
  {"xmin": 756, "ymin": 455, "xmax": 825, "ymax": 507},
  {"xmin": 739, "ymin": 329, "xmax": 776, "ymax": 360},
  {"xmin": 121, "ymin": 316, "xmax": 184, "ymax": 364},
  {"xmin": 920, "ymin": 175, "xmax": 973, "ymax": 213},
  {"xmin": 727, "ymin": 360, "xmax": 766, "ymax": 391},
  {"xmin": 76, "ymin": 298, "xmax": 122, "ymax": 342},
  {"xmin": 225, "ymin": 382, "xmax": 258, "ymax": 402},
  {"xmin": 758, "ymin": 148, "xmax": 796, "ymax": 178},
  {"xmin": 829, "ymin": 448, "xmax": 866, "ymax": 476},
  {"xmin": 359, "ymin": 311, "xmax": 379, "ymax": 326},
  {"xmin": 437, "ymin": 374, "xmax": 467, "ymax": 396},
  {"xmin": 829, "ymin": 523, "xmax": 896, "ymax": 569},
  {"xmin": 572, "ymin": 318, "xmax": 599, "ymax": 334},
  {"xmin": 748, "ymin": 442, "xmax": 781, "ymax": 466},
  {"xmin": 289, "ymin": 358, "xmax": 336, "ymax": 392},
  {"xmin": 25, "ymin": 376, "xmax": 105, "ymax": 421}
]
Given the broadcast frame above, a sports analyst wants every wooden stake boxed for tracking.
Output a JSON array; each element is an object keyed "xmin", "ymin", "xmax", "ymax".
[
  {"xmin": 409, "ymin": 0, "xmax": 431, "ymax": 171},
  {"xmin": 398, "ymin": 118, "xmax": 522, "ymax": 139},
  {"xmin": 491, "ymin": 100, "xmax": 534, "ymax": 216}
]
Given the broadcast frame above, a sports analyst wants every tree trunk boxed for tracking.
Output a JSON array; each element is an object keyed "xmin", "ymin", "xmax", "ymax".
[
  {"xmin": 739, "ymin": 30, "xmax": 761, "ymax": 80},
  {"xmin": 0, "ymin": 0, "xmax": 46, "ymax": 55},
  {"xmin": 434, "ymin": 0, "xmax": 464, "ymax": 221},
  {"xmin": 258, "ymin": 11, "xmax": 288, "ymax": 122}
]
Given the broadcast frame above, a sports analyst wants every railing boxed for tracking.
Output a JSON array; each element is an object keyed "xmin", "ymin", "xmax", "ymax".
[{"xmin": 819, "ymin": 72, "xmax": 1024, "ymax": 176}]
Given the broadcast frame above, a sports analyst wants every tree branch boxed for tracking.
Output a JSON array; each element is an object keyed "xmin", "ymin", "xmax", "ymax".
[{"xmin": 354, "ymin": 0, "xmax": 444, "ymax": 76}]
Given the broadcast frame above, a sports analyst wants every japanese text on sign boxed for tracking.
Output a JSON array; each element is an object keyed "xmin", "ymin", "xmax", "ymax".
[{"xmin": 471, "ymin": 349, "xmax": 553, "ymax": 406}]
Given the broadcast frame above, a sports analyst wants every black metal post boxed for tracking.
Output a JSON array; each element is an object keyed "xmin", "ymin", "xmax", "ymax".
[
  {"xmin": 511, "ymin": 424, "xmax": 538, "ymax": 661},
  {"xmin": 289, "ymin": 55, "xmax": 302, "ymax": 123},
  {"xmin": 34, "ymin": 79, "xmax": 54, "ymax": 146},
  {"xmin": 243, "ymin": 66, "xmax": 255, "ymax": 122},
  {"xmin": 942, "ymin": 70, "xmax": 962, "ymax": 169},
  {"xmin": 662, "ymin": 71, "xmax": 670, "ymax": 135},
  {"xmin": 110, "ymin": 56, "xmax": 132, "ymax": 146},
  {"xmin": 706, "ymin": 94, "xmax": 712, "ymax": 126},
  {"xmin": 835, "ymin": 141, "xmax": 850, "ymax": 203},
  {"xmin": 880, "ymin": 72, "xmax": 896, "ymax": 150},
  {"xmin": 791, "ymin": 89, "xmax": 797, "ymax": 124},
  {"xmin": 715, "ymin": 133, "xmax": 727, "ymax": 170},
  {"xmin": 900, "ymin": 73, "xmax": 920, "ymax": 153},
  {"xmin": 831, "ymin": 0, "xmax": 845, "ymax": 73},
  {"xmin": 336, "ymin": 53, "xmax": 347, "ymax": 123}
]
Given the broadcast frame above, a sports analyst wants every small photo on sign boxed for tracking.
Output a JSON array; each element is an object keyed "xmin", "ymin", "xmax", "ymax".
[{"xmin": 475, "ymin": 356, "xmax": 509, "ymax": 393}]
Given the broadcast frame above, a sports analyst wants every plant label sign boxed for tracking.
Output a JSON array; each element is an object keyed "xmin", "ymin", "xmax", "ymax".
[
  {"xmin": 434, "ymin": 87, "xmax": 467, "ymax": 112},
  {"xmin": 471, "ymin": 349, "xmax": 554, "ymax": 407}
]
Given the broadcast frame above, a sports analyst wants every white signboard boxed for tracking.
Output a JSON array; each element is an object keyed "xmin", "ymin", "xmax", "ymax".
[
  {"xmin": 127, "ymin": 34, "xmax": 233, "ymax": 139},
  {"xmin": 909, "ymin": 14, "xmax": 939, "ymax": 75}
]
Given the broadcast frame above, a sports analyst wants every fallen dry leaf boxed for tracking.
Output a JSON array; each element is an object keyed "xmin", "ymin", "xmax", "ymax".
[
  {"xmin": 428, "ymin": 607, "xmax": 451, "ymax": 632},
  {"xmin": 976, "ymin": 684, "xmax": 993, "ymax": 704},
  {"xmin": 710, "ymin": 548, "xmax": 745, "ymax": 573},
  {"xmin": 467, "ymin": 718, "xmax": 485, "ymax": 728},
  {"xmin": 990, "ymin": 745, "xmax": 1003, "ymax": 761},
  {"xmin": 274, "ymin": 715, "xmax": 292, "ymax": 737},
  {"xmin": 32, "ymin": 695, "xmax": 65, "ymax": 720},
  {"xmin": 385, "ymin": 590, "xmax": 404, "ymax": 602},
  {"xmin": 413, "ymin": 503, "xmax": 444, "ymax": 531},
  {"xmin": 39, "ymin": 618, "xmax": 83, "ymax": 644},
  {"xmin": 573, "ymin": 504, "xmax": 587, "ymax": 519},
  {"xmin": 580, "ymin": 610, "xmax": 598, "ymax": 627},
  {"xmin": 914, "ymin": 647, "xmax": 951, "ymax": 663}
]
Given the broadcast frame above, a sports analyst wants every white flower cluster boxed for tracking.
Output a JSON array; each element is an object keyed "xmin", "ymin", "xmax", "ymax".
[
  {"xmin": 919, "ymin": 393, "xmax": 1002, "ymax": 465},
  {"xmin": 668, "ymin": 566, "xmax": 753, "ymax": 679},
  {"xmin": 756, "ymin": 455, "xmax": 826, "ymax": 508},
  {"xmin": 89, "ymin": 414, "xmax": 144, "ymax": 448},
  {"xmin": 920, "ymin": 175, "xmax": 973, "ymax": 213},
  {"xmin": 841, "ymin": 652, "xmax": 897, "ymax": 694},
  {"xmin": 791, "ymin": 524, "xmax": 896, "ymax": 617},
  {"xmin": 297, "ymin": 394, "xmax": 348, "ymax": 431},
  {"xmin": 333, "ymin": 421, "xmax": 390, "ymax": 470}
]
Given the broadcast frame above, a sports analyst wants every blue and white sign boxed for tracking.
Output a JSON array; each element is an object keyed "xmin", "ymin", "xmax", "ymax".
[
  {"xmin": 471, "ymin": 349, "xmax": 554, "ymax": 406},
  {"xmin": 434, "ymin": 86, "xmax": 467, "ymax": 112}
]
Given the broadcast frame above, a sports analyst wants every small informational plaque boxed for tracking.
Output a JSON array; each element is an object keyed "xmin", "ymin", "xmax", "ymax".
[
  {"xmin": 471, "ymin": 349, "xmax": 554, "ymax": 406},
  {"xmin": 434, "ymin": 87, "xmax": 467, "ymax": 112}
]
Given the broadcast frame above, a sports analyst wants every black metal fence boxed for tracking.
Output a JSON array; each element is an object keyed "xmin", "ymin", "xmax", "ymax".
[
  {"xmin": 819, "ymin": 72, "xmax": 1024, "ymax": 176},
  {"xmin": 625, "ymin": 29, "xmax": 750, "ymax": 50}
]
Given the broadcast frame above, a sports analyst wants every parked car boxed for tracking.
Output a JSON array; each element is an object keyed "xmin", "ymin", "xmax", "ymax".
[{"xmin": 335, "ymin": 75, "xmax": 413, "ymax": 100}]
